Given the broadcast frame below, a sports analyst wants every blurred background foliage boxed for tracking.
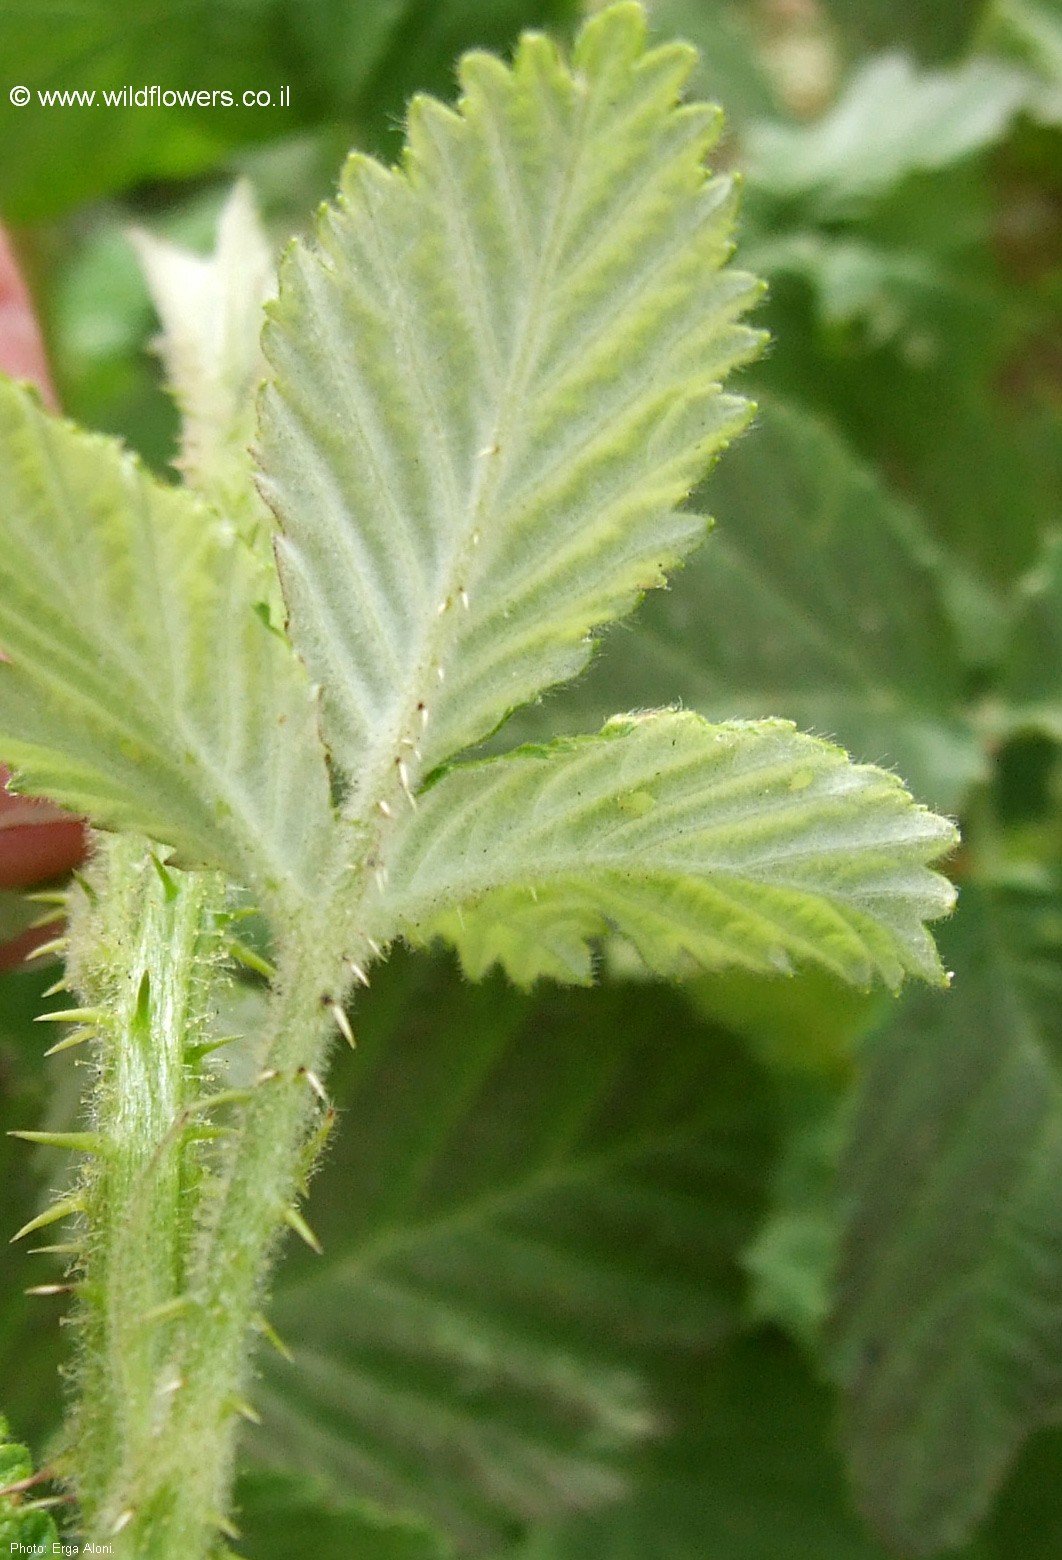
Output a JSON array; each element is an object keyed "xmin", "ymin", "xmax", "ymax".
[{"xmin": 1, "ymin": 1, "xmax": 1061, "ymax": 1556}]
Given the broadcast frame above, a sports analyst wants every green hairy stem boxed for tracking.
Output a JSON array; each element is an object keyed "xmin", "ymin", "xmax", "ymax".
[{"xmin": 63, "ymin": 842, "xmax": 351, "ymax": 1556}]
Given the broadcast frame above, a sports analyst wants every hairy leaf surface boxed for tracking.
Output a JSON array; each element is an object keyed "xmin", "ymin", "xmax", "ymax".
[
  {"xmin": 374, "ymin": 711, "xmax": 956, "ymax": 988},
  {"xmin": 257, "ymin": 3, "xmax": 762, "ymax": 810},
  {"xmin": 0, "ymin": 380, "xmax": 332, "ymax": 902},
  {"xmin": 830, "ymin": 892, "xmax": 1062, "ymax": 1555},
  {"xmin": 498, "ymin": 398, "xmax": 983, "ymax": 813}
]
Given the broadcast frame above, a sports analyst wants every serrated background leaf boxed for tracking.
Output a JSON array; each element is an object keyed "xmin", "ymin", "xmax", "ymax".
[
  {"xmin": 497, "ymin": 1337, "xmax": 893, "ymax": 1560},
  {"xmin": 0, "ymin": 380, "xmax": 332, "ymax": 902},
  {"xmin": 245, "ymin": 953, "xmax": 773, "ymax": 1551},
  {"xmin": 257, "ymin": 3, "xmax": 762, "ymax": 808},
  {"xmin": 377, "ymin": 711, "xmax": 956, "ymax": 989},
  {"xmin": 830, "ymin": 891, "xmax": 1062, "ymax": 1555}
]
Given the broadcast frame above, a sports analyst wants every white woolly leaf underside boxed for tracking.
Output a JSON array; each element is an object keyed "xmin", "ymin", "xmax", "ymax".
[{"xmin": 257, "ymin": 3, "xmax": 764, "ymax": 814}]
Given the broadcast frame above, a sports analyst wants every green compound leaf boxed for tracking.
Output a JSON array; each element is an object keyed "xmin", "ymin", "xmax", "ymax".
[
  {"xmin": 257, "ymin": 2, "xmax": 763, "ymax": 809},
  {"xmin": 373, "ymin": 711, "xmax": 957, "ymax": 989},
  {"xmin": 830, "ymin": 890, "xmax": 1062, "ymax": 1555},
  {"xmin": 0, "ymin": 378, "xmax": 333, "ymax": 905}
]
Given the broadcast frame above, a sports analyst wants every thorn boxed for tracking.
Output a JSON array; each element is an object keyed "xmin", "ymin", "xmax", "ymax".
[
  {"xmin": 347, "ymin": 959, "xmax": 371, "ymax": 988},
  {"xmin": 228, "ymin": 1396, "xmax": 261, "ymax": 1425},
  {"xmin": 373, "ymin": 867, "xmax": 387, "ymax": 894},
  {"xmin": 255, "ymin": 1068, "xmax": 282, "ymax": 1085},
  {"xmin": 436, "ymin": 665, "xmax": 445, "ymax": 683},
  {"xmin": 149, "ymin": 851, "xmax": 179, "ymax": 901},
  {"xmin": 185, "ymin": 1034, "xmax": 241, "ymax": 1063},
  {"xmin": 25, "ymin": 890, "xmax": 69, "ymax": 907},
  {"xmin": 71, "ymin": 870, "xmax": 98, "ymax": 907},
  {"xmin": 366, "ymin": 937, "xmax": 382, "ymax": 958},
  {"xmin": 397, "ymin": 761, "xmax": 417, "ymax": 808},
  {"xmin": 44, "ymin": 1027, "xmax": 95, "ymax": 1057},
  {"xmin": 330, "ymin": 1002, "xmax": 356, "ymax": 1049},
  {"xmin": 471, "ymin": 529, "xmax": 481, "ymax": 546},
  {"xmin": 26, "ymin": 910, "xmax": 65, "ymax": 931},
  {"xmin": 25, "ymin": 936, "xmax": 67, "ymax": 961},
  {"xmin": 297, "ymin": 1107, "xmax": 336, "ymax": 1194},
  {"xmin": 378, "ymin": 798, "xmax": 394, "ymax": 818},
  {"xmin": 214, "ymin": 1513, "xmax": 242, "ymax": 1542},
  {"xmin": 11, "ymin": 1196, "xmax": 85, "ymax": 1243},
  {"xmin": 460, "ymin": 587, "xmax": 470, "ymax": 610},
  {"xmin": 25, "ymin": 1283, "xmax": 75, "ymax": 1297},
  {"xmin": 21, "ymin": 1494, "xmax": 74, "ymax": 1513},
  {"xmin": 41, "ymin": 977, "xmax": 73, "ymax": 1000},
  {"xmin": 35, "ymin": 1007, "xmax": 111, "ymax": 1027},
  {"xmin": 111, "ymin": 1510, "xmax": 134, "ymax": 1536},
  {"xmin": 282, "ymin": 1206, "xmax": 322, "ymax": 1254},
  {"xmin": 529, "ymin": 885, "xmax": 539, "ymax": 903},
  {"xmin": 252, "ymin": 1311, "xmax": 294, "ymax": 1362},
  {"xmin": 436, "ymin": 598, "xmax": 448, "ymax": 616},
  {"xmin": 28, "ymin": 1242, "xmax": 80, "ymax": 1255},
  {"xmin": 226, "ymin": 938, "xmax": 276, "ymax": 980},
  {"xmin": 418, "ymin": 702, "xmax": 429, "ymax": 731},
  {"xmin": 300, "ymin": 1068, "xmax": 328, "ymax": 1106},
  {"xmin": 159, "ymin": 1374, "xmax": 184, "ymax": 1396},
  {"xmin": 8, "ymin": 1129, "xmax": 108, "ymax": 1157}
]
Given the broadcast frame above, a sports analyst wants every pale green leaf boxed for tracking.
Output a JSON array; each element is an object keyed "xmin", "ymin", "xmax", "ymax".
[
  {"xmin": 747, "ymin": 54, "xmax": 1031, "ymax": 207},
  {"xmin": 257, "ymin": 2, "xmax": 763, "ymax": 812},
  {"xmin": 247, "ymin": 954, "xmax": 772, "ymax": 1549},
  {"xmin": 498, "ymin": 398, "xmax": 985, "ymax": 814},
  {"xmin": 830, "ymin": 891, "xmax": 1062, "ymax": 1555},
  {"xmin": 373, "ymin": 710, "xmax": 957, "ymax": 989},
  {"xmin": 985, "ymin": 0, "xmax": 1062, "ymax": 121},
  {"xmin": 0, "ymin": 379, "xmax": 333, "ymax": 904},
  {"xmin": 130, "ymin": 180, "xmax": 276, "ymax": 554}
]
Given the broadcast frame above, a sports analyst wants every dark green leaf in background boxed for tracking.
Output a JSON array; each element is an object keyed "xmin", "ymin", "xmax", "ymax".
[
  {"xmin": 830, "ymin": 890, "xmax": 1062, "ymax": 1555},
  {"xmin": 0, "ymin": 0, "xmax": 579, "ymax": 223},
  {"xmin": 244, "ymin": 953, "xmax": 773, "ymax": 1552}
]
